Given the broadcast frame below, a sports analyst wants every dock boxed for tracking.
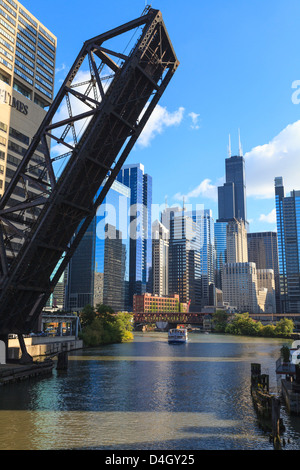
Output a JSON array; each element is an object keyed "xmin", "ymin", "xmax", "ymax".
[
  {"xmin": 0, "ymin": 360, "xmax": 54, "ymax": 385},
  {"xmin": 0, "ymin": 335, "xmax": 83, "ymax": 385}
]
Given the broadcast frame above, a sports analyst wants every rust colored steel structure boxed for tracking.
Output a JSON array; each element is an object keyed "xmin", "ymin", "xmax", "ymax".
[
  {"xmin": 133, "ymin": 312, "xmax": 205, "ymax": 325},
  {"xmin": 0, "ymin": 8, "xmax": 179, "ymax": 335}
]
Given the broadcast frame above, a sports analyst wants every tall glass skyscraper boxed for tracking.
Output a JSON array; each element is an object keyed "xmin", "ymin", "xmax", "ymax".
[
  {"xmin": 218, "ymin": 154, "xmax": 248, "ymax": 227},
  {"xmin": 214, "ymin": 220, "xmax": 228, "ymax": 289},
  {"xmin": 185, "ymin": 209, "xmax": 215, "ymax": 307},
  {"xmin": 168, "ymin": 212, "xmax": 201, "ymax": 311},
  {"xmin": 66, "ymin": 180, "xmax": 130, "ymax": 312},
  {"xmin": 117, "ymin": 163, "xmax": 152, "ymax": 306},
  {"xmin": 275, "ymin": 177, "xmax": 300, "ymax": 313}
]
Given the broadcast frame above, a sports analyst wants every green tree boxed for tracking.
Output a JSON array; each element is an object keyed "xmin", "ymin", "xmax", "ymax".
[
  {"xmin": 79, "ymin": 304, "xmax": 96, "ymax": 328},
  {"xmin": 95, "ymin": 303, "xmax": 115, "ymax": 315},
  {"xmin": 225, "ymin": 312, "xmax": 262, "ymax": 336},
  {"xmin": 260, "ymin": 324, "xmax": 276, "ymax": 337},
  {"xmin": 280, "ymin": 344, "xmax": 291, "ymax": 363},
  {"xmin": 212, "ymin": 310, "xmax": 228, "ymax": 332},
  {"xmin": 80, "ymin": 311, "xmax": 133, "ymax": 346},
  {"xmin": 274, "ymin": 318, "xmax": 294, "ymax": 337}
]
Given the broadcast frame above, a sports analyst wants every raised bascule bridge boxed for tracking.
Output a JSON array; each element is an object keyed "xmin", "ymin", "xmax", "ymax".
[{"xmin": 0, "ymin": 8, "xmax": 179, "ymax": 363}]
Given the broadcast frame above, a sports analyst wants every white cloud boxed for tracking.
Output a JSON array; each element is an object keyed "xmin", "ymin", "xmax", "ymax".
[
  {"xmin": 244, "ymin": 120, "xmax": 300, "ymax": 199},
  {"xmin": 138, "ymin": 105, "xmax": 185, "ymax": 147},
  {"xmin": 188, "ymin": 111, "xmax": 200, "ymax": 129},
  {"xmin": 55, "ymin": 63, "xmax": 67, "ymax": 74},
  {"xmin": 174, "ymin": 178, "xmax": 218, "ymax": 203},
  {"xmin": 50, "ymin": 68, "xmax": 185, "ymax": 154},
  {"xmin": 259, "ymin": 208, "xmax": 276, "ymax": 224}
]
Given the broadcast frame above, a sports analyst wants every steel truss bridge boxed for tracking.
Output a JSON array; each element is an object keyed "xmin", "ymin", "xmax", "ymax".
[
  {"xmin": 0, "ymin": 8, "xmax": 179, "ymax": 360},
  {"xmin": 133, "ymin": 312, "xmax": 207, "ymax": 325}
]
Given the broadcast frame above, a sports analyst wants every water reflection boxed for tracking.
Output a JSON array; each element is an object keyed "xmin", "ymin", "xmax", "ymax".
[{"xmin": 0, "ymin": 332, "xmax": 299, "ymax": 450}]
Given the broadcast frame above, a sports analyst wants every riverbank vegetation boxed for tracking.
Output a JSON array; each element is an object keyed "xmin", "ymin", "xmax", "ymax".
[
  {"xmin": 79, "ymin": 304, "xmax": 133, "ymax": 346},
  {"xmin": 212, "ymin": 311, "xmax": 294, "ymax": 338}
]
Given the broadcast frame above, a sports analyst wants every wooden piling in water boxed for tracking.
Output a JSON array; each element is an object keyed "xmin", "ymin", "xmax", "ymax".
[
  {"xmin": 56, "ymin": 351, "xmax": 68, "ymax": 370},
  {"xmin": 250, "ymin": 363, "xmax": 284, "ymax": 448}
]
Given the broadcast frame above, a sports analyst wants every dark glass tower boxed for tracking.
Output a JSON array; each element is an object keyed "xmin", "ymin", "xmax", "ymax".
[
  {"xmin": 218, "ymin": 155, "xmax": 247, "ymax": 224},
  {"xmin": 117, "ymin": 164, "xmax": 152, "ymax": 307},
  {"xmin": 275, "ymin": 177, "xmax": 300, "ymax": 313}
]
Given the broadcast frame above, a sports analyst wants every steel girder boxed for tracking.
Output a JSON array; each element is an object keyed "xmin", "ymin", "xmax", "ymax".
[{"xmin": 0, "ymin": 8, "xmax": 179, "ymax": 335}]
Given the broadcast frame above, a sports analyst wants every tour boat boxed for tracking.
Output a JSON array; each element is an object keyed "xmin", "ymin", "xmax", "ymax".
[{"xmin": 168, "ymin": 328, "xmax": 188, "ymax": 344}]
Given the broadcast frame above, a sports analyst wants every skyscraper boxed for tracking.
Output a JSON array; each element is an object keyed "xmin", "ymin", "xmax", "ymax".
[
  {"xmin": 247, "ymin": 232, "xmax": 280, "ymax": 312},
  {"xmin": 66, "ymin": 179, "xmax": 130, "ymax": 312},
  {"xmin": 117, "ymin": 163, "xmax": 152, "ymax": 306},
  {"xmin": 222, "ymin": 218, "xmax": 275, "ymax": 313},
  {"xmin": 185, "ymin": 208, "xmax": 215, "ymax": 307},
  {"xmin": 168, "ymin": 212, "xmax": 201, "ymax": 311},
  {"xmin": 275, "ymin": 177, "xmax": 300, "ymax": 313},
  {"xmin": 214, "ymin": 220, "xmax": 227, "ymax": 289},
  {"xmin": 218, "ymin": 135, "xmax": 248, "ymax": 227},
  {"xmin": 152, "ymin": 219, "xmax": 169, "ymax": 297},
  {"xmin": 226, "ymin": 218, "xmax": 248, "ymax": 263},
  {"xmin": 0, "ymin": 0, "xmax": 56, "ymax": 260}
]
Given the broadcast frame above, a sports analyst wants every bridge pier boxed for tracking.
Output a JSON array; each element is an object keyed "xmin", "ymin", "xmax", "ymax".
[
  {"xmin": 18, "ymin": 334, "xmax": 33, "ymax": 364},
  {"xmin": 56, "ymin": 345, "xmax": 68, "ymax": 371}
]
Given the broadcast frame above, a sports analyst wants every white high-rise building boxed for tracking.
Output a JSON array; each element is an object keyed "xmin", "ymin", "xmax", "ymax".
[
  {"xmin": 226, "ymin": 218, "xmax": 248, "ymax": 263},
  {"xmin": 152, "ymin": 219, "xmax": 169, "ymax": 297},
  {"xmin": 257, "ymin": 269, "xmax": 276, "ymax": 313},
  {"xmin": 223, "ymin": 219, "xmax": 276, "ymax": 313},
  {"xmin": 222, "ymin": 262, "xmax": 258, "ymax": 313}
]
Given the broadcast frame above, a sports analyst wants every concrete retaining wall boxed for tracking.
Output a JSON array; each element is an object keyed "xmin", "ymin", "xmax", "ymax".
[{"xmin": 8, "ymin": 336, "xmax": 83, "ymax": 360}]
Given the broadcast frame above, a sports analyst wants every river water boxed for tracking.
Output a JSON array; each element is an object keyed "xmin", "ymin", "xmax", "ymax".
[{"xmin": 1, "ymin": 331, "xmax": 300, "ymax": 450}]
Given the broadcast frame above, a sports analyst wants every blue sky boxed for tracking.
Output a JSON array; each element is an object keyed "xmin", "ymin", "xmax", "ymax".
[{"xmin": 22, "ymin": 0, "xmax": 300, "ymax": 233}]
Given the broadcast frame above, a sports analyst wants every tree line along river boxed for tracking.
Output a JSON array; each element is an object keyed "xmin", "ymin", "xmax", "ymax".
[{"xmin": 0, "ymin": 331, "xmax": 300, "ymax": 450}]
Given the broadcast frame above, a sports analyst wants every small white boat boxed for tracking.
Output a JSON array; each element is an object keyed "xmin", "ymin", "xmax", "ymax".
[{"xmin": 168, "ymin": 328, "xmax": 188, "ymax": 344}]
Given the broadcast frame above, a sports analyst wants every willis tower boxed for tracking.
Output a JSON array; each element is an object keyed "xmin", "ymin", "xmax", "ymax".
[{"xmin": 217, "ymin": 132, "xmax": 248, "ymax": 229}]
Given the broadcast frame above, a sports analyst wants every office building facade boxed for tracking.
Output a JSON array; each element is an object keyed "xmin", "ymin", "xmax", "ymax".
[
  {"xmin": 168, "ymin": 212, "xmax": 201, "ymax": 311},
  {"xmin": 214, "ymin": 220, "xmax": 227, "ymax": 289},
  {"xmin": 247, "ymin": 231, "xmax": 280, "ymax": 312},
  {"xmin": 117, "ymin": 163, "xmax": 152, "ymax": 306},
  {"xmin": 66, "ymin": 180, "xmax": 130, "ymax": 312},
  {"xmin": 222, "ymin": 262, "xmax": 258, "ymax": 313},
  {"xmin": 275, "ymin": 177, "xmax": 300, "ymax": 313},
  {"xmin": 152, "ymin": 219, "xmax": 169, "ymax": 297},
  {"xmin": 0, "ymin": 0, "xmax": 56, "ymax": 259},
  {"xmin": 185, "ymin": 209, "xmax": 215, "ymax": 307},
  {"xmin": 133, "ymin": 293, "xmax": 187, "ymax": 314},
  {"xmin": 226, "ymin": 218, "xmax": 248, "ymax": 263}
]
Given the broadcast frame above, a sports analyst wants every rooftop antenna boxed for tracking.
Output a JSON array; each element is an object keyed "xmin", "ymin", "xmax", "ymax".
[
  {"xmin": 238, "ymin": 128, "xmax": 243, "ymax": 156},
  {"xmin": 165, "ymin": 196, "xmax": 168, "ymax": 209},
  {"xmin": 228, "ymin": 134, "xmax": 231, "ymax": 158},
  {"xmin": 183, "ymin": 196, "xmax": 185, "ymax": 211}
]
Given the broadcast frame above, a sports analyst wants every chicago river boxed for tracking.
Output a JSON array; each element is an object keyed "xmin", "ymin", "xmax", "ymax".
[{"xmin": 0, "ymin": 332, "xmax": 300, "ymax": 450}]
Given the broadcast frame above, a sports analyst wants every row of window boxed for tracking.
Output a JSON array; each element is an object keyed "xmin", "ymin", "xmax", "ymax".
[
  {"xmin": 0, "ymin": 0, "xmax": 55, "ymax": 49},
  {"xmin": 0, "ymin": 4, "xmax": 55, "ymax": 88},
  {"xmin": 0, "ymin": 37, "xmax": 55, "ymax": 90}
]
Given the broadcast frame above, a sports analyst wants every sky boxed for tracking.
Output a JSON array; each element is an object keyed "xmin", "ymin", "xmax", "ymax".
[{"xmin": 21, "ymin": 0, "xmax": 300, "ymax": 233}]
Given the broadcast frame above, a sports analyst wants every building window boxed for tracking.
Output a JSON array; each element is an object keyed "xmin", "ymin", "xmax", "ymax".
[
  {"xmin": 9, "ymin": 127, "xmax": 29, "ymax": 145},
  {"xmin": 0, "ymin": 70, "xmax": 9, "ymax": 84},
  {"xmin": 0, "ymin": 121, "xmax": 7, "ymax": 133},
  {"xmin": 13, "ymin": 80, "xmax": 31, "ymax": 99}
]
